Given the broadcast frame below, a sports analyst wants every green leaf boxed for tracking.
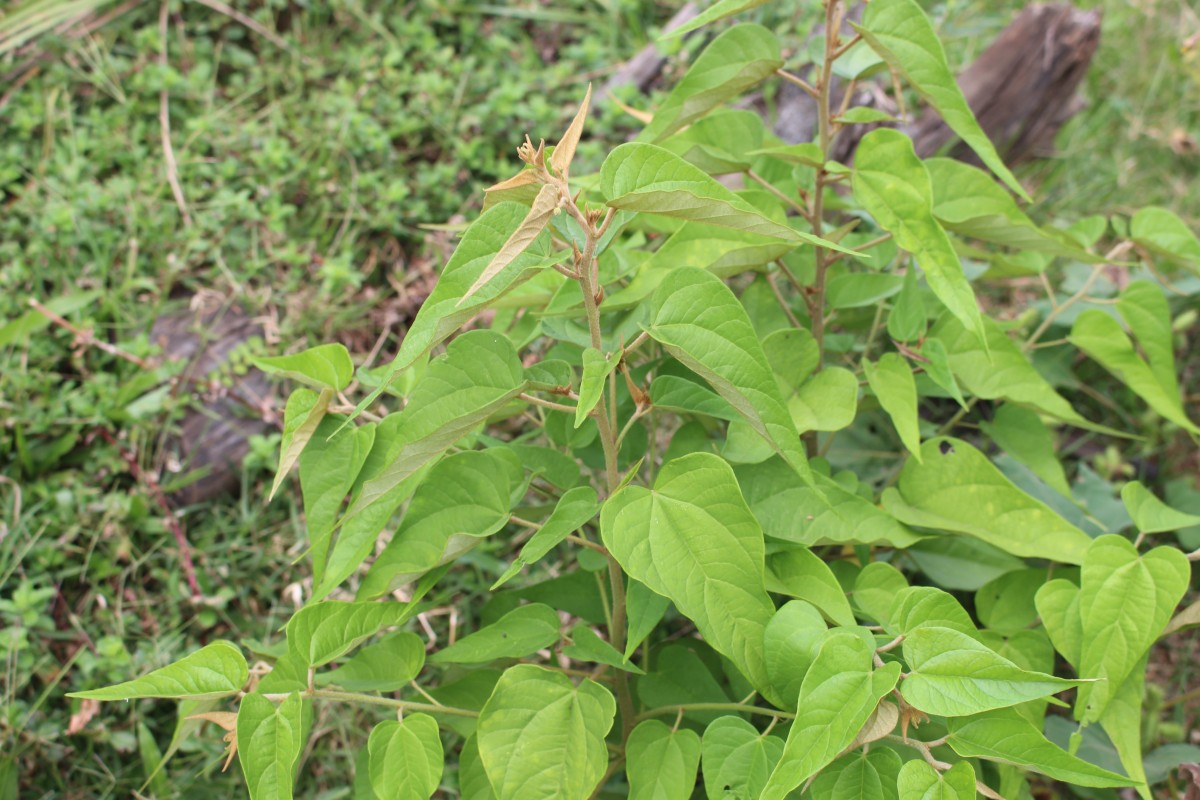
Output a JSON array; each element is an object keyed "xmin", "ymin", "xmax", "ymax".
[
  {"xmin": 649, "ymin": 374, "xmax": 738, "ymax": 421},
  {"xmin": 926, "ymin": 158, "xmax": 1091, "ymax": 259},
  {"xmin": 271, "ymin": 387, "xmax": 334, "ymax": 502},
  {"xmin": 625, "ymin": 579, "xmax": 672, "ymax": 660},
  {"xmin": 360, "ymin": 448, "xmax": 521, "ymax": 599},
  {"xmin": 285, "ymin": 601, "xmax": 411, "ymax": 669},
  {"xmin": 640, "ymin": 24, "xmax": 782, "ymax": 142},
  {"xmin": 430, "ymin": 603, "xmax": 560, "ymax": 665},
  {"xmin": 916, "ymin": 337, "xmax": 966, "ymax": 409},
  {"xmin": 811, "ymin": 748, "xmax": 903, "ymax": 800},
  {"xmin": 300, "ymin": 417, "xmax": 375, "ymax": 585},
  {"xmin": 562, "ymin": 623, "xmax": 644, "ymax": 674},
  {"xmin": 576, "ymin": 348, "xmax": 621, "ymax": 427},
  {"xmin": 647, "ymin": 268, "xmax": 812, "ymax": 483},
  {"xmin": 826, "ymin": 272, "xmax": 905, "ymax": 309},
  {"xmin": 476, "ymin": 665, "xmax": 615, "ymax": 800},
  {"xmin": 316, "ymin": 632, "xmax": 425, "ymax": 692},
  {"xmin": 459, "ymin": 736, "xmax": 497, "ymax": 800},
  {"xmin": 976, "ymin": 569, "xmax": 1047, "ymax": 634},
  {"xmin": 68, "ymin": 641, "xmax": 247, "ymax": 701},
  {"xmin": 760, "ymin": 632, "xmax": 901, "ymax": 799},
  {"xmin": 900, "ymin": 626, "xmax": 1081, "ymax": 717},
  {"xmin": 493, "ymin": 486, "xmax": 600, "ymax": 589},
  {"xmin": 255, "ymin": 343, "xmax": 354, "ymax": 391},
  {"xmin": 659, "ymin": 0, "xmax": 771, "ymax": 39},
  {"xmin": 1071, "ymin": 309, "xmax": 1198, "ymax": 433},
  {"xmin": 737, "ymin": 459, "xmax": 921, "ymax": 548},
  {"xmin": 762, "ymin": 600, "xmax": 827, "ymax": 710},
  {"xmin": 857, "ymin": 0, "xmax": 1028, "ymax": 199},
  {"xmin": 854, "ymin": 562, "xmax": 909, "ymax": 625},
  {"xmin": 1073, "ymin": 535, "xmax": 1189, "ymax": 721},
  {"xmin": 766, "ymin": 549, "xmax": 856, "ymax": 627},
  {"xmin": 897, "ymin": 760, "xmax": 976, "ymax": 799},
  {"xmin": 788, "ymin": 367, "xmax": 859, "ymax": 434},
  {"xmin": 929, "ymin": 316, "xmax": 1113, "ymax": 432},
  {"xmin": 345, "ymin": 331, "xmax": 529, "ymax": 523},
  {"xmin": 1116, "ymin": 281, "xmax": 1180, "ymax": 400},
  {"xmin": 0, "ymin": 290, "xmax": 98, "ymax": 346},
  {"xmin": 638, "ymin": 644, "xmax": 731, "ymax": 726},
  {"xmin": 1034, "ymin": 578, "xmax": 1084, "ymax": 668},
  {"xmin": 853, "ymin": 130, "xmax": 986, "ymax": 346},
  {"xmin": 1122, "ymin": 481, "xmax": 1200, "ymax": 534},
  {"xmin": 626, "ymin": 720, "xmax": 702, "ymax": 800},
  {"xmin": 863, "ymin": 353, "xmax": 922, "ymax": 460},
  {"xmin": 888, "ymin": 269, "xmax": 927, "ymax": 343},
  {"xmin": 763, "ymin": 327, "xmax": 820, "ymax": 391},
  {"xmin": 236, "ymin": 692, "xmax": 304, "ymax": 800},
  {"xmin": 980, "ymin": 404, "xmax": 1071, "ymax": 497},
  {"xmin": 604, "ymin": 143, "xmax": 856, "ymax": 251},
  {"xmin": 462, "ymin": 184, "xmax": 560, "ymax": 304},
  {"xmin": 838, "ymin": 106, "xmax": 899, "ymax": 124},
  {"xmin": 749, "ymin": 142, "xmax": 825, "ymax": 168},
  {"xmin": 883, "ymin": 438, "xmax": 1092, "ymax": 563},
  {"xmin": 701, "ymin": 716, "xmax": 784, "ymax": 800},
  {"xmin": 661, "ymin": 109, "xmax": 765, "ymax": 174},
  {"xmin": 946, "ymin": 709, "xmax": 1133, "ymax": 788},
  {"xmin": 351, "ymin": 203, "xmax": 556, "ymax": 415},
  {"xmin": 1130, "ymin": 206, "xmax": 1200, "ymax": 268},
  {"xmin": 367, "ymin": 715, "xmax": 443, "ymax": 800},
  {"xmin": 601, "ymin": 452, "xmax": 775, "ymax": 689},
  {"xmin": 1098, "ymin": 662, "xmax": 1152, "ymax": 800},
  {"xmin": 888, "ymin": 586, "xmax": 976, "ymax": 637}
]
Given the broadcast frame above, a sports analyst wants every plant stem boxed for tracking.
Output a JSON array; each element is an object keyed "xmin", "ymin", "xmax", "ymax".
[{"xmin": 261, "ymin": 688, "xmax": 479, "ymax": 718}]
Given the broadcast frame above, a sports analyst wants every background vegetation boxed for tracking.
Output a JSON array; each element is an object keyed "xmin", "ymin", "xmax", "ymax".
[{"xmin": 1, "ymin": 0, "xmax": 1197, "ymax": 796}]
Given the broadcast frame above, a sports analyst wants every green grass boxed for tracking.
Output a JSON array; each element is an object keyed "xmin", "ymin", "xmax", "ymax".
[{"xmin": 1, "ymin": 0, "xmax": 1197, "ymax": 796}]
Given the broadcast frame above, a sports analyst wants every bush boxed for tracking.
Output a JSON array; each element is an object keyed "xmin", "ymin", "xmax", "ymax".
[{"xmin": 69, "ymin": 1, "xmax": 1200, "ymax": 798}]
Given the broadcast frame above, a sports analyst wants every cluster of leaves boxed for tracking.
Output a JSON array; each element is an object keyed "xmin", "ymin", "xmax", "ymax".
[{"xmin": 64, "ymin": 0, "xmax": 1200, "ymax": 798}]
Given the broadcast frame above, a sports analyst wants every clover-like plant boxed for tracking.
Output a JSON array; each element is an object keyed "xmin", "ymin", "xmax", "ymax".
[{"xmin": 71, "ymin": 1, "xmax": 1200, "ymax": 798}]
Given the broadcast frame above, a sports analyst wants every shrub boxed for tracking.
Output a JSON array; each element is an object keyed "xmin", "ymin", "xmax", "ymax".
[{"xmin": 70, "ymin": 1, "xmax": 1200, "ymax": 797}]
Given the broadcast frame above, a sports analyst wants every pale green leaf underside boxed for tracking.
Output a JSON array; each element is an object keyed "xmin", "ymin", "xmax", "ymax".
[
  {"xmin": 254, "ymin": 343, "xmax": 354, "ymax": 391},
  {"xmin": 68, "ymin": 641, "xmax": 247, "ymax": 701}
]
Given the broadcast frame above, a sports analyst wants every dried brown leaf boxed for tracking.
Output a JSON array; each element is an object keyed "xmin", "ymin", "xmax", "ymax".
[
  {"xmin": 459, "ymin": 183, "xmax": 559, "ymax": 305},
  {"xmin": 67, "ymin": 698, "xmax": 100, "ymax": 735},
  {"xmin": 550, "ymin": 84, "xmax": 592, "ymax": 178}
]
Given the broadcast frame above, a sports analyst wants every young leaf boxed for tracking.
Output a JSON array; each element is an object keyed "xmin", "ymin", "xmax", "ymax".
[
  {"xmin": 1130, "ymin": 206, "xmax": 1200, "ymax": 268},
  {"xmin": 1074, "ymin": 535, "xmax": 1189, "ymax": 722},
  {"xmin": 760, "ymin": 632, "xmax": 901, "ymax": 799},
  {"xmin": 766, "ymin": 549, "xmax": 856, "ymax": 627},
  {"xmin": 351, "ymin": 204, "xmax": 556, "ymax": 415},
  {"xmin": 550, "ymin": 84, "xmax": 590, "ymax": 178},
  {"xmin": 367, "ymin": 714, "xmax": 443, "ymax": 800},
  {"xmin": 1034, "ymin": 578, "xmax": 1084, "ymax": 668},
  {"xmin": 853, "ymin": 130, "xmax": 986, "ymax": 346},
  {"xmin": 236, "ymin": 692, "xmax": 304, "ymax": 800},
  {"xmin": 701, "ymin": 716, "xmax": 784, "ymax": 800},
  {"xmin": 270, "ymin": 387, "xmax": 334, "ymax": 502},
  {"xmin": 640, "ymin": 24, "xmax": 782, "ymax": 142},
  {"xmin": 1069, "ymin": 310, "xmax": 1199, "ymax": 434},
  {"xmin": 897, "ymin": 760, "xmax": 976, "ymax": 800},
  {"xmin": 492, "ymin": 486, "xmax": 600, "ymax": 589},
  {"xmin": 659, "ymin": 0, "xmax": 771, "ymax": 39},
  {"xmin": 359, "ymin": 448, "xmax": 522, "ymax": 599},
  {"xmin": 429, "ymin": 603, "xmax": 560, "ymax": 665},
  {"xmin": 888, "ymin": 586, "xmax": 977, "ymax": 637},
  {"xmin": 883, "ymin": 438, "xmax": 1092, "ymax": 563},
  {"xmin": 254, "ymin": 343, "xmax": 354, "ymax": 392},
  {"xmin": 811, "ymin": 748, "xmax": 903, "ymax": 800},
  {"xmin": 601, "ymin": 452, "xmax": 775, "ymax": 689},
  {"xmin": 763, "ymin": 600, "xmax": 828, "ymax": 710},
  {"xmin": 576, "ymin": 347, "xmax": 621, "ymax": 428},
  {"xmin": 787, "ymin": 367, "xmax": 859, "ymax": 434},
  {"xmin": 461, "ymin": 184, "xmax": 560, "ymax": 304},
  {"xmin": 602, "ymin": 143, "xmax": 860, "ymax": 254},
  {"xmin": 300, "ymin": 417, "xmax": 375, "ymax": 585},
  {"xmin": 899, "ymin": 626, "xmax": 1082, "ymax": 717},
  {"xmin": 1122, "ymin": 481, "xmax": 1200, "ymax": 534},
  {"xmin": 946, "ymin": 709, "xmax": 1133, "ymax": 788},
  {"xmin": 285, "ymin": 601, "xmax": 412, "ymax": 669},
  {"xmin": 625, "ymin": 720, "xmax": 702, "ymax": 800},
  {"xmin": 68, "ymin": 641, "xmax": 248, "ymax": 701},
  {"xmin": 562, "ymin": 623, "xmax": 644, "ymax": 674},
  {"xmin": 857, "ymin": 0, "xmax": 1028, "ymax": 199},
  {"xmin": 888, "ymin": 268, "xmax": 927, "ymax": 343},
  {"xmin": 916, "ymin": 337, "xmax": 966, "ymax": 409},
  {"xmin": 345, "ymin": 331, "xmax": 529, "ymax": 523},
  {"xmin": 476, "ymin": 665, "xmax": 615, "ymax": 800},
  {"xmin": 647, "ymin": 268, "xmax": 812, "ymax": 483},
  {"xmin": 863, "ymin": 353, "xmax": 922, "ymax": 461},
  {"xmin": 1116, "ymin": 281, "xmax": 1180, "ymax": 400},
  {"xmin": 854, "ymin": 562, "xmax": 910, "ymax": 625},
  {"xmin": 315, "ymin": 632, "xmax": 425, "ymax": 692},
  {"xmin": 926, "ymin": 158, "xmax": 1091, "ymax": 259}
]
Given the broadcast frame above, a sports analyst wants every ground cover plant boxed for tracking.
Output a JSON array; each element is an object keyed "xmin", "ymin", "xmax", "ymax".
[{"xmin": 61, "ymin": 0, "xmax": 1200, "ymax": 798}]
